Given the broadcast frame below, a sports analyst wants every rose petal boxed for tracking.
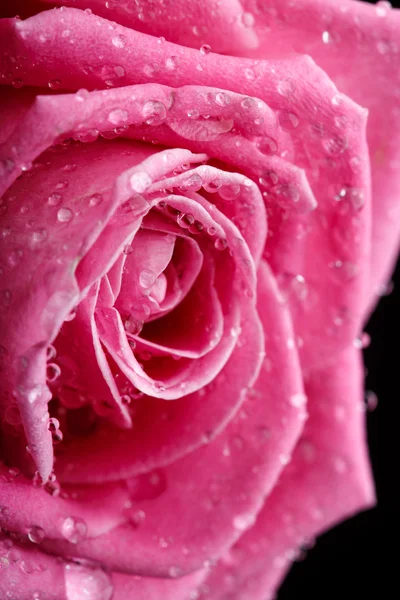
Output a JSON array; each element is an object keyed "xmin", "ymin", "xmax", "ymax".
[
  {"xmin": 35, "ymin": 0, "xmax": 259, "ymax": 54},
  {"xmin": 242, "ymin": 0, "xmax": 400, "ymax": 312},
  {"xmin": 198, "ymin": 346, "xmax": 375, "ymax": 599}
]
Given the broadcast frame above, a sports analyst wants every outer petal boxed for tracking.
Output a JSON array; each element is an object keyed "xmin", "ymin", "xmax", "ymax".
[
  {"xmin": 242, "ymin": 0, "xmax": 400, "ymax": 312},
  {"xmin": 197, "ymin": 346, "xmax": 375, "ymax": 600},
  {"xmin": 0, "ymin": 140, "xmax": 142, "ymax": 480},
  {"xmin": 111, "ymin": 570, "xmax": 207, "ymax": 600},
  {"xmin": 34, "ymin": 0, "xmax": 259, "ymax": 54}
]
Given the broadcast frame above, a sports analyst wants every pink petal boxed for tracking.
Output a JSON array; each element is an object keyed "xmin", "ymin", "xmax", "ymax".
[
  {"xmin": 199, "ymin": 346, "xmax": 375, "ymax": 600},
  {"xmin": 0, "ymin": 141, "xmax": 137, "ymax": 480},
  {"xmin": 35, "ymin": 0, "xmax": 259, "ymax": 54},
  {"xmin": 242, "ymin": 0, "xmax": 400, "ymax": 312},
  {"xmin": 0, "ymin": 538, "xmax": 67, "ymax": 599},
  {"xmin": 111, "ymin": 570, "xmax": 207, "ymax": 600}
]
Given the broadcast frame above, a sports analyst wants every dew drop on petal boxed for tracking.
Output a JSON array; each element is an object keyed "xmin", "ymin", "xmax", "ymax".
[
  {"xmin": 177, "ymin": 213, "xmax": 195, "ymax": 229},
  {"xmin": 187, "ymin": 108, "xmax": 200, "ymax": 119},
  {"xmin": 46, "ymin": 363, "xmax": 61, "ymax": 382},
  {"xmin": 376, "ymin": 1, "xmax": 392, "ymax": 17},
  {"xmin": 112, "ymin": 34, "xmax": 126, "ymax": 48},
  {"xmin": 239, "ymin": 12, "xmax": 255, "ymax": 27},
  {"xmin": 108, "ymin": 108, "xmax": 129, "ymax": 125},
  {"xmin": 214, "ymin": 238, "xmax": 228, "ymax": 251},
  {"xmin": 57, "ymin": 207, "xmax": 73, "ymax": 223},
  {"xmin": 165, "ymin": 56, "xmax": 179, "ymax": 70},
  {"xmin": 129, "ymin": 510, "xmax": 146, "ymax": 528},
  {"xmin": 200, "ymin": 44, "xmax": 211, "ymax": 55},
  {"xmin": 27, "ymin": 526, "xmax": 45, "ymax": 544},
  {"xmin": 48, "ymin": 193, "xmax": 63, "ymax": 206},
  {"xmin": 257, "ymin": 136, "xmax": 278, "ymax": 155},
  {"xmin": 289, "ymin": 393, "xmax": 307, "ymax": 408},
  {"xmin": 139, "ymin": 269, "xmax": 156, "ymax": 289},
  {"xmin": 277, "ymin": 78, "xmax": 296, "ymax": 97},
  {"xmin": 142, "ymin": 100, "xmax": 167, "ymax": 126},
  {"xmin": 130, "ymin": 171, "xmax": 152, "ymax": 193},
  {"xmin": 32, "ymin": 228, "xmax": 48, "ymax": 243},
  {"xmin": 322, "ymin": 30, "xmax": 331, "ymax": 44},
  {"xmin": 89, "ymin": 193, "xmax": 103, "ymax": 207},
  {"xmin": 203, "ymin": 179, "xmax": 222, "ymax": 193},
  {"xmin": 233, "ymin": 512, "xmax": 256, "ymax": 531},
  {"xmin": 65, "ymin": 564, "xmax": 114, "ymax": 600},
  {"xmin": 61, "ymin": 516, "xmax": 87, "ymax": 544},
  {"xmin": 279, "ymin": 110, "xmax": 299, "ymax": 130}
]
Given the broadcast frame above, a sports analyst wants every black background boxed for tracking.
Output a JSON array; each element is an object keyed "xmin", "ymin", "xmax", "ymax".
[{"xmin": 279, "ymin": 2, "xmax": 399, "ymax": 597}]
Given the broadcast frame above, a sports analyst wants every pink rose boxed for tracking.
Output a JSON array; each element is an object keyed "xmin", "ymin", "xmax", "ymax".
[{"xmin": 0, "ymin": 1, "xmax": 398, "ymax": 598}]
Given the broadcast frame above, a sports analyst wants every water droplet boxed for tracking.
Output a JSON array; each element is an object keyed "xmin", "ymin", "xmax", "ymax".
[
  {"xmin": 257, "ymin": 136, "xmax": 278, "ymax": 155},
  {"xmin": 61, "ymin": 516, "xmax": 87, "ymax": 544},
  {"xmin": 168, "ymin": 566, "xmax": 182, "ymax": 578},
  {"xmin": 48, "ymin": 192, "xmax": 63, "ymax": 206},
  {"xmin": 335, "ymin": 186, "xmax": 365, "ymax": 212},
  {"xmin": 322, "ymin": 31, "xmax": 331, "ymax": 44},
  {"xmin": 165, "ymin": 56, "xmax": 179, "ymax": 70},
  {"xmin": 65, "ymin": 564, "xmax": 113, "ymax": 600},
  {"xmin": 112, "ymin": 34, "xmax": 126, "ymax": 48},
  {"xmin": 233, "ymin": 512, "xmax": 256, "ymax": 531},
  {"xmin": 188, "ymin": 220, "xmax": 204, "ymax": 235},
  {"xmin": 57, "ymin": 207, "xmax": 73, "ymax": 223},
  {"xmin": 139, "ymin": 269, "xmax": 156, "ymax": 289},
  {"xmin": 365, "ymin": 390, "xmax": 378, "ymax": 412},
  {"xmin": 240, "ymin": 12, "xmax": 255, "ymax": 27},
  {"xmin": 215, "ymin": 92, "xmax": 230, "ymax": 106},
  {"xmin": 329, "ymin": 259, "xmax": 359, "ymax": 281},
  {"xmin": 142, "ymin": 100, "xmax": 167, "ymax": 125},
  {"xmin": 32, "ymin": 228, "xmax": 48, "ymax": 243},
  {"xmin": 19, "ymin": 559, "xmax": 37, "ymax": 574},
  {"xmin": 376, "ymin": 1, "xmax": 392, "ymax": 17},
  {"xmin": 203, "ymin": 179, "xmax": 222, "ymax": 193},
  {"xmin": 244, "ymin": 67, "xmax": 255, "ymax": 80},
  {"xmin": 200, "ymin": 44, "xmax": 211, "ymax": 55},
  {"xmin": 27, "ymin": 526, "xmax": 45, "ymax": 544},
  {"xmin": 207, "ymin": 226, "xmax": 216, "ymax": 236},
  {"xmin": 277, "ymin": 78, "xmax": 296, "ymax": 97},
  {"xmin": 48, "ymin": 79, "xmax": 61, "ymax": 90},
  {"xmin": 89, "ymin": 193, "xmax": 103, "ymax": 207},
  {"xmin": 219, "ymin": 184, "xmax": 241, "ymax": 200},
  {"xmin": 46, "ymin": 363, "xmax": 61, "ymax": 382},
  {"xmin": 187, "ymin": 108, "xmax": 200, "ymax": 119},
  {"xmin": 273, "ymin": 183, "xmax": 300, "ymax": 208},
  {"xmin": 323, "ymin": 135, "xmax": 348, "ymax": 156},
  {"xmin": 46, "ymin": 344, "xmax": 57, "ymax": 360},
  {"xmin": 11, "ymin": 79, "xmax": 24, "ymax": 89},
  {"xmin": 108, "ymin": 108, "xmax": 128, "ymax": 125},
  {"xmin": 289, "ymin": 393, "xmax": 307, "ymax": 408},
  {"xmin": 214, "ymin": 238, "xmax": 228, "ymax": 251},
  {"xmin": 124, "ymin": 316, "xmax": 144, "ymax": 335},
  {"xmin": 177, "ymin": 213, "xmax": 195, "ymax": 229},
  {"xmin": 63, "ymin": 163, "xmax": 77, "ymax": 172},
  {"xmin": 279, "ymin": 110, "xmax": 299, "ymax": 130},
  {"xmin": 279, "ymin": 454, "xmax": 291, "ymax": 465},
  {"xmin": 47, "ymin": 417, "xmax": 60, "ymax": 432},
  {"xmin": 130, "ymin": 171, "xmax": 152, "ymax": 193},
  {"xmin": 129, "ymin": 509, "xmax": 146, "ymax": 528}
]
